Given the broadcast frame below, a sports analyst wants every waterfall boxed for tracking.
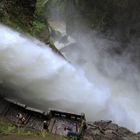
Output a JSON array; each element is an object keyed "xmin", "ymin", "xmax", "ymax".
[{"xmin": 0, "ymin": 24, "xmax": 140, "ymax": 132}]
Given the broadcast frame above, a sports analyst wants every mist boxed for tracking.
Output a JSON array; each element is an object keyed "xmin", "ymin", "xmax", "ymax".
[
  {"xmin": 0, "ymin": 23, "xmax": 140, "ymax": 132},
  {"xmin": 61, "ymin": 31, "xmax": 140, "ymax": 132}
]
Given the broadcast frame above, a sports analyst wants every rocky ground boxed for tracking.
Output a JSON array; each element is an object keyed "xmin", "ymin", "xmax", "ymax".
[{"xmin": 83, "ymin": 120, "xmax": 140, "ymax": 140}]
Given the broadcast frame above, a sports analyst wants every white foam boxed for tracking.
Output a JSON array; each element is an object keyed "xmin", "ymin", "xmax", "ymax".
[{"xmin": 0, "ymin": 24, "xmax": 140, "ymax": 132}]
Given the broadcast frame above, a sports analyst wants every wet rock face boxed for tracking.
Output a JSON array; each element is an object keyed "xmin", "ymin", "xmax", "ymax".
[
  {"xmin": 83, "ymin": 121, "xmax": 140, "ymax": 140},
  {"xmin": 66, "ymin": 0, "xmax": 140, "ymax": 41},
  {"xmin": 65, "ymin": 0, "xmax": 140, "ymax": 68}
]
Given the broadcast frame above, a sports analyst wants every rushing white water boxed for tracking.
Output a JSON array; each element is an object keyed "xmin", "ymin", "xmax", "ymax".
[{"xmin": 0, "ymin": 24, "xmax": 140, "ymax": 132}]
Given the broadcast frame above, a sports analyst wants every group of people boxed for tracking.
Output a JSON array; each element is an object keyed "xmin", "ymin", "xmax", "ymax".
[
  {"xmin": 17, "ymin": 112, "xmax": 49, "ymax": 131},
  {"xmin": 64, "ymin": 126, "xmax": 78, "ymax": 137},
  {"xmin": 43, "ymin": 120, "xmax": 49, "ymax": 131},
  {"xmin": 16, "ymin": 112, "xmax": 26, "ymax": 124},
  {"xmin": 16, "ymin": 113, "xmax": 79, "ymax": 138}
]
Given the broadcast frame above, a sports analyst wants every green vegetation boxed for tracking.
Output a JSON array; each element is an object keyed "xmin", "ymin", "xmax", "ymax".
[
  {"xmin": 32, "ymin": 0, "xmax": 50, "ymax": 42},
  {"xmin": 0, "ymin": 0, "xmax": 36, "ymax": 32},
  {"xmin": 0, "ymin": 135, "xmax": 68, "ymax": 140},
  {"xmin": 0, "ymin": 0, "xmax": 63, "ymax": 53},
  {"xmin": 0, "ymin": 118, "xmax": 34, "ymax": 136},
  {"xmin": 0, "ymin": 118, "xmax": 69, "ymax": 140},
  {"xmin": 32, "ymin": 20, "xmax": 50, "ymax": 43},
  {"xmin": 0, "ymin": 0, "xmax": 50, "ymax": 43}
]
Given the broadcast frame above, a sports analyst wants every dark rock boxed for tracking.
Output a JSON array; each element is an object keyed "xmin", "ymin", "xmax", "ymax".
[
  {"xmin": 66, "ymin": 0, "xmax": 140, "ymax": 42},
  {"xmin": 82, "ymin": 121, "xmax": 140, "ymax": 140}
]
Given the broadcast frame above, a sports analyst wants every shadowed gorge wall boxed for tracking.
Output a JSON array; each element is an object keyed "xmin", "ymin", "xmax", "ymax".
[
  {"xmin": 64, "ymin": 0, "xmax": 140, "ymax": 69},
  {"xmin": 66, "ymin": 0, "xmax": 140, "ymax": 42}
]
